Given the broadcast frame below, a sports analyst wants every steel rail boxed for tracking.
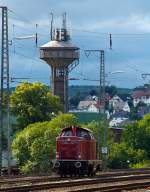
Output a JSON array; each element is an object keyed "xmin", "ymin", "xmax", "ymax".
[
  {"xmin": 68, "ymin": 181, "xmax": 150, "ymax": 192},
  {"xmin": 1, "ymin": 169, "xmax": 150, "ymax": 186},
  {"xmin": 1, "ymin": 173, "xmax": 150, "ymax": 191}
]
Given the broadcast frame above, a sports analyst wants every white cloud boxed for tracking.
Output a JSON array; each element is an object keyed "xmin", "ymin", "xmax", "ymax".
[
  {"xmin": 73, "ymin": 14, "xmax": 150, "ymax": 34},
  {"xmin": 1, "ymin": 0, "xmax": 150, "ymax": 88}
]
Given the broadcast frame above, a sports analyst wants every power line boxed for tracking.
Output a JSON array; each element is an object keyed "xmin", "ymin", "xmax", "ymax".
[
  {"xmin": 7, "ymin": 9, "xmax": 150, "ymax": 39},
  {"xmin": 8, "ymin": 9, "xmax": 32, "ymax": 24},
  {"xmin": 6, "ymin": 9, "xmax": 150, "ymax": 88},
  {"xmin": 110, "ymin": 49, "xmax": 144, "ymax": 74}
]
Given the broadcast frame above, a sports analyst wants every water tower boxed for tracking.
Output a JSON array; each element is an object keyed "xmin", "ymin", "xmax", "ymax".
[{"xmin": 40, "ymin": 13, "xmax": 79, "ymax": 112}]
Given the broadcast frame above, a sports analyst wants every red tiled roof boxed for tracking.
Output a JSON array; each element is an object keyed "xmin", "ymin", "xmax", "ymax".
[{"xmin": 132, "ymin": 90, "xmax": 150, "ymax": 99}]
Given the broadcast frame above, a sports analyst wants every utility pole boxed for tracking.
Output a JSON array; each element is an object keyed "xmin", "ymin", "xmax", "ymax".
[
  {"xmin": 0, "ymin": 6, "xmax": 10, "ymax": 175},
  {"xmin": 85, "ymin": 50, "xmax": 107, "ymax": 170}
]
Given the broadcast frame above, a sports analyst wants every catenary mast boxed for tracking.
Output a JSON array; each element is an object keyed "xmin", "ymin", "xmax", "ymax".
[{"xmin": 0, "ymin": 6, "xmax": 10, "ymax": 175}]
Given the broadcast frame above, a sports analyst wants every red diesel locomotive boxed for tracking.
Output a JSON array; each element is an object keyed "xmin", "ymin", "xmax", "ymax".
[{"xmin": 53, "ymin": 126, "xmax": 101, "ymax": 176}]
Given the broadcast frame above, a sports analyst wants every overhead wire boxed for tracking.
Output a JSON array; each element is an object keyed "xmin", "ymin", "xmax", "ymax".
[
  {"xmin": 110, "ymin": 49, "xmax": 144, "ymax": 74},
  {"xmin": 7, "ymin": 9, "xmax": 150, "ymax": 87},
  {"xmin": 7, "ymin": 9, "xmax": 150, "ymax": 39}
]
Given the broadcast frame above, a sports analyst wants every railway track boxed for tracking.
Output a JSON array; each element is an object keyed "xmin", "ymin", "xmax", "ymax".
[
  {"xmin": 1, "ymin": 168, "xmax": 150, "ymax": 186},
  {"xmin": 66, "ymin": 181, "xmax": 150, "ymax": 192},
  {"xmin": 0, "ymin": 169, "xmax": 150, "ymax": 187},
  {"xmin": 1, "ymin": 170, "xmax": 150, "ymax": 191}
]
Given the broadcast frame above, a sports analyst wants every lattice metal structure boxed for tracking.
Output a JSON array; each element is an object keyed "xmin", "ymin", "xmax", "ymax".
[
  {"xmin": 100, "ymin": 50, "xmax": 105, "ymax": 113},
  {"xmin": 40, "ymin": 14, "xmax": 79, "ymax": 112},
  {"xmin": 0, "ymin": 6, "xmax": 10, "ymax": 175},
  {"xmin": 84, "ymin": 49, "xmax": 107, "ymax": 170},
  {"xmin": 141, "ymin": 73, "xmax": 150, "ymax": 80}
]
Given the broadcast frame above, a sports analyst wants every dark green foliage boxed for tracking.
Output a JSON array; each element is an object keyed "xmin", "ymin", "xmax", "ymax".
[
  {"xmin": 129, "ymin": 102, "xmax": 147, "ymax": 120},
  {"xmin": 69, "ymin": 85, "xmax": 130, "ymax": 99},
  {"xmin": 105, "ymin": 85, "xmax": 117, "ymax": 96},
  {"xmin": 107, "ymin": 113, "xmax": 150, "ymax": 169},
  {"xmin": 89, "ymin": 89, "xmax": 97, "ymax": 96},
  {"xmin": 72, "ymin": 112, "xmax": 103, "ymax": 123},
  {"xmin": 12, "ymin": 114, "xmax": 78, "ymax": 174},
  {"xmin": 108, "ymin": 142, "xmax": 147, "ymax": 169},
  {"xmin": 69, "ymin": 91, "xmax": 84, "ymax": 107},
  {"xmin": 124, "ymin": 114, "xmax": 150, "ymax": 158}
]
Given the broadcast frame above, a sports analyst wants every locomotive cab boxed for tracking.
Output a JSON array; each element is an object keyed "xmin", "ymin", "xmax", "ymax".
[
  {"xmin": 61, "ymin": 126, "xmax": 92, "ymax": 138},
  {"xmin": 53, "ymin": 126, "xmax": 101, "ymax": 177}
]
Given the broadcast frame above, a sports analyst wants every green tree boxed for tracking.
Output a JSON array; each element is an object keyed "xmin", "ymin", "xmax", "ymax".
[
  {"xmin": 12, "ymin": 113, "xmax": 78, "ymax": 174},
  {"xmin": 89, "ymin": 89, "xmax": 97, "ymax": 96},
  {"xmin": 124, "ymin": 114, "xmax": 150, "ymax": 157},
  {"xmin": 85, "ymin": 120, "xmax": 112, "ymax": 147},
  {"xmin": 105, "ymin": 85, "xmax": 117, "ymax": 97},
  {"xmin": 69, "ymin": 91, "xmax": 83, "ymax": 107},
  {"xmin": 108, "ymin": 142, "xmax": 147, "ymax": 169},
  {"xmin": 10, "ymin": 82, "xmax": 62, "ymax": 130},
  {"xmin": 129, "ymin": 101, "xmax": 147, "ymax": 120}
]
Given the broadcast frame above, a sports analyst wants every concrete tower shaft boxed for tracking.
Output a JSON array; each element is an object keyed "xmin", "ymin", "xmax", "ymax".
[{"xmin": 40, "ymin": 18, "xmax": 79, "ymax": 112}]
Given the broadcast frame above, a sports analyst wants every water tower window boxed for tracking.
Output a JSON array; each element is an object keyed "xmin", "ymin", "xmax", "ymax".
[
  {"xmin": 59, "ymin": 51, "xmax": 64, "ymax": 57},
  {"xmin": 59, "ymin": 70, "xmax": 64, "ymax": 77}
]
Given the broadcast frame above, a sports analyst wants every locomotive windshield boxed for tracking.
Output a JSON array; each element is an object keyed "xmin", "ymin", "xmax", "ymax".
[
  {"xmin": 62, "ymin": 129, "xmax": 72, "ymax": 136},
  {"xmin": 61, "ymin": 127, "xmax": 94, "ymax": 140},
  {"xmin": 76, "ymin": 129, "xmax": 91, "ymax": 139}
]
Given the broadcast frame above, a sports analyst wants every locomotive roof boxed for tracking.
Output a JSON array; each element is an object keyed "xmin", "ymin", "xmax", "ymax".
[{"xmin": 62, "ymin": 126, "xmax": 93, "ymax": 133}]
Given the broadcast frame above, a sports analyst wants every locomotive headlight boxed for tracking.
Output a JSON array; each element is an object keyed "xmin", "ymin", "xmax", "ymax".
[
  {"xmin": 67, "ymin": 138, "xmax": 71, "ymax": 142},
  {"xmin": 78, "ymin": 154, "xmax": 81, "ymax": 159},
  {"xmin": 56, "ymin": 152, "xmax": 59, "ymax": 159}
]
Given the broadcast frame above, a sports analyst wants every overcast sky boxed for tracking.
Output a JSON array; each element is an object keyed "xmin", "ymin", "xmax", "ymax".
[{"xmin": 1, "ymin": 0, "xmax": 150, "ymax": 88}]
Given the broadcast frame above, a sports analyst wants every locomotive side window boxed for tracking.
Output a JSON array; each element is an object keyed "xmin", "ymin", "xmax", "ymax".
[
  {"xmin": 62, "ymin": 129, "xmax": 72, "ymax": 136},
  {"xmin": 89, "ymin": 132, "xmax": 95, "ymax": 139},
  {"xmin": 77, "ymin": 129, "xmax": 91, "ymax": 139}
]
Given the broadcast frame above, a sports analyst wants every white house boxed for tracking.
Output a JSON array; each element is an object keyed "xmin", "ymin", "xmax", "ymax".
[
  {"xmin": 109, "ymin": 117, "xmax": 128, "ymax": 127},
  {"xmin": 123, "ymin": 102, "xmax": 130, "ymax": 112},
  {"xmin": 88, "ymin": 104, "xmax": 99, "ymax": 113},
  {"xmin": 132, "ymin": 89, "xmax": 150, "ymax": 107},
  {"xmin": 109, "ymin": 95, "xmax": 124, "ymax": 108},
  {"xmin": 87, "ymin": 104, "xmax": 110, "ymax": 119},
  {"xmin": 77, "ymin": 100, "xmax": 97, "ymax": 111},
  {"xmin": 109, "ymin": 95, "xmax": 130, "ymax": 112}
]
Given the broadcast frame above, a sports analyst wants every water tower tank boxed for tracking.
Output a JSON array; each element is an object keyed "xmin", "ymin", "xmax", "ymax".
[{"xmin": 40, "ymin": 21, "xmax": 79, "ymax": 112}]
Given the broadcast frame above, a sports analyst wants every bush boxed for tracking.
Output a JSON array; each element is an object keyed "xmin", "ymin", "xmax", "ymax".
[
  {"xmin": 130, "ymin": 160, "xmax": 150, "ymax": 169},
  {"xmin": 12, "ymin": 114, "xmax": 78, "ymax": 174},
  {"xmin": 108, "ymin": 142, "xmax": 147, "ymax": 169}
]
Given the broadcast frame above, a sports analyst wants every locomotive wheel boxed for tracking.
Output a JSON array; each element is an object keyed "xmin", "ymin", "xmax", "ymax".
[
  {"xmin": 88, "ymin": 164, "xmax": 94, "ymax": 177},
  {"xmin": 59, "ymin": 165, "xmax": 67, "ymax": 177}
]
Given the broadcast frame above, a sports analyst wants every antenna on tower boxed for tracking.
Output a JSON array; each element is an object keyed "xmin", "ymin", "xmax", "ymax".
[
  {"xmin": 60, "ymin": 12, "xmax": 70, "ymax": 41},
  {"xmin": 62, "ymin": 12, "xmax": 67, "ymax": 29},
  {"xmin": 50, "ymin": 12, "xmax": 53, "ymax": 40},
  {"xmin": 109, "ymin": 34, "xmax": 112, "ymax": 49},
  {"xmin": 35, "ymin": 24, "xmax": 38, "ymax": 47}
]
